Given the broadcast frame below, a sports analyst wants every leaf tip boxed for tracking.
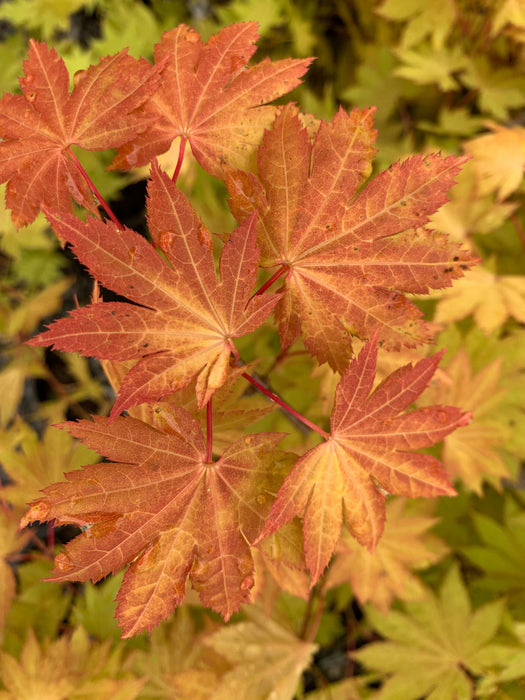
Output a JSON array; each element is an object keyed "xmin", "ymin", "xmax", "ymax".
[
  {"xmin": 458, "ymin": 410, "xmax": 473, "ymax": 427},
  {"xmin": 19, "ymin": 499, "xmax": 51, "ymax": 529}
]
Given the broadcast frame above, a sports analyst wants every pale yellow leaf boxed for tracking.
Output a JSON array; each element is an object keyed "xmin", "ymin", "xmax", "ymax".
[
  {"xmin": 433, "ymin": 266, "xmax": 525, "ymax": 334},
  {"xmin": 464, "ymin": 123, "xmax": 525, "ymax": 200},
  {"xmin": 422, "ymin": 349, "xmax": 511, "ymax": 493}
]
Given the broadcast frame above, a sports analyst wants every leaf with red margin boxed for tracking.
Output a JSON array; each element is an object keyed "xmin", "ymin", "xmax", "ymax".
[
  {"xmin": 20, "ymin": 410, "xmax": 287, "ymax": 637},
  {"xmin": 0, "ymin": 40, "xmax": 163, "ymax": 226},
  {"xmin": 255, "ymin": 333, "xmax": 470, "ymax": 584},
  {"xmin": 29, "ymin": 162, "xmax": 279, "ymax": 416},
  {"xmin": 111, "ymin": 22, "xmax": 313, "ymax": 176},
  {"xmin": 226, "ymin": 105, "xmax": 477, "ymax": 371}
]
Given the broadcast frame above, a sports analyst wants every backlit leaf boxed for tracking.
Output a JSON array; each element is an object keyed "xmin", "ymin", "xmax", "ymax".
[
  {"xmin": 256, "ymin": 335, "xmax": 468, "ymax": 583},
  {"xmin": 227, "ymin": 105, "xmax": 475, "ymax": 371},
  {"xmin": 29, "ymin": 163, "xmax": 279, "ymax": 415},
  {"xmin": 20, "ymin": 411, "xmax": 287, "ymax": 636},
  {"xmin": 0, "ymin": 40, "xmax": 163, "ymax": 226},
  {"xmin": 111, "ymin": 22, "xmax": 312, "ymax": 177}
]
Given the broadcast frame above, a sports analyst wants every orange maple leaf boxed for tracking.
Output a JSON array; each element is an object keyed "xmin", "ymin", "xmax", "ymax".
[
  {"xmin": 29, "ymin": 162, "xmax": 279, "ymax": 416},
  {"xmin": 0, "ymin": 40, "xmax": 163, "ymax": 227},
  {"xmin": 20, "ymin": 410, "xmax": 286, "ymax": 637},
  {"xmin": 111, "ymin": 22, "xmax": 313, "ymax": 176},
  {"xmin": 227, "ymin": 105, "xmax": 476, "ymax": 371},
  {"xmin": 255, "ymin": 333, "xmax": 469, "ymax": 584}
]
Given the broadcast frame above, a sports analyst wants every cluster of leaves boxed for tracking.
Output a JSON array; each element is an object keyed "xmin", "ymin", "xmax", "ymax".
[{"xmin": 0, "ymin": 1, "xmax": 525, "ymax": 698}]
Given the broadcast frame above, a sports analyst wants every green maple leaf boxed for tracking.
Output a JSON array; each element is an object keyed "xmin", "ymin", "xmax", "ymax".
[
  {"xmin": 461, "ymin": 56, "xmax": 525, "ymax": 120},
  {"xmin": 0, "ymin": 0, "xmax": 89, "ymax": 39},
  {"xmin": 341, "ymin": 45, "xmax": 411, "ymax": 125},
  {"xmin": 0, "ymin": 420, "xmax": 99, "ymax": 512},
  {"xmin": 377, "ymin": 0, "xmax": 457, "ymax": 50},
  {"xmin": 0, "ymin": 627, "xmax": 144, "ymax": 700},
  {"xmin": 394, "ymin": 44, "xmax": 467, "ymax": 91},
  {"xmin": 352, "ymin": 566, "xmax": 506, "ymax": 700},
  {"xmin": 461, "ymin": 505, "xmax": 525, "ymax": 596}
]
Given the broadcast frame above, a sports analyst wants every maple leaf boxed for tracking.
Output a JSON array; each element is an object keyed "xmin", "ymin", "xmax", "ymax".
[
  {"xmin": 377, "ymin": 0, "xmax": 457, "ymax": 51},
  {"xmin": 420, "ymin": 349, "xmax": 511, "ymax": 494},
  {"xmin": 461, "ymin": 57, "xmax": 525, "ymax": 121},
  {"xmin": 0, "ymin": 627, "xmax": 145, "ymax": 700},
  {"xmin": 427, "ymin": 160, "xmax": 517, "ymax": 244},
  {"xmin": 20, "ymin": 411, "xmax": 288, "ymax": 636},
  {"xmin": 111, "ymin": 22, "xmax": 312, "ymax": 176},
  {"xmin": 432, "ymin": 265, "xmax": 525, "ymax": 334},
  {"xmin": 0, "ymin": 40, "xmax": 163, "ymax": 227},
  {"xmin": 196, "ymin": 605, "xmax": 318, "ymax": 700},
  {"xmin": 227, "ymin": 105, "xmax": 475, "ymax": 372},
  {"xmin": 255, "ymin": 334, "xmax": 468, "ymax": 584},
  {"xmin": 0, "ymin": 508, "xmax": 32, "ymax": 633},
  {"xmin": 352, "ymin": 566, "xmax": 507, "ymax": 700},
  {"xmin": 29, "ymin": 162, "xmax": 279, "ymax": 416},
  {"xmin": 462, "ymin": 506, "xmax": 525, "ymax": 595},
  {"xmin": 393, "ymin": 44, "xmax": 467, "ymax": 91},
  {"xmin": 464, "ymin": 123, "xmax": 525, "ymax": 200},
  {"xmin": 326, "ymin": 498, "xmax": 448, "ymax": 613},
  {"xmin": 0, "ymin": 419, "xmax": 99, "ymax": 512}
]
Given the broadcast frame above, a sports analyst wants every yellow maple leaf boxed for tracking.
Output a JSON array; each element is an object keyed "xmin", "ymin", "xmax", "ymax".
[
  {"xmin": 492, "ymin": 0, "xmax": 525, "ymax": 36},
  {"xmin": 422, "ymin": 349, "xmax": 511, "ymax": 494},
  {"xmin": 377, "ymin": 0, "xmax": 457, "ymax": 50},
  {"xmin": 433, "ymin": 265, "xmax": 525, "ymax": 334},
  {"xmin": 0, "ymin": 628, "xmax": 144, "ymax": 700},
  {"xmin": 428, "ymin": 160, "xmax": 517, "ymax": 244},
  {"xmin": 0, "ymin": 509, "xmax": 32, "ymax": 636},
  {"xmin": 326, "ymin": 498, "xmax": 448, "ymax": 613},
  {"xmin": 464, "ymin": 123, "xmax": 525, "ymax": 200}
]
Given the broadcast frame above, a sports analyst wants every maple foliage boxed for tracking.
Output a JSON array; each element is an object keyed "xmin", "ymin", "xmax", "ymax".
[
  {"xmin": 19, "ymin": 334, "xmax": 469, "ymax": 633},
  {"xmin": 0, "ymin": 627, "xmax": 145, "ymax": 699},
  {"xmin": 0, "ymin": 16, "xmax": 482, "ymax": 647},
  {"xmin": 433, "ymin": 265, "xmax": 525, "ymax": 334},
  {"xmin": 110, "ymin": 22, "xmax": 313, "ymax": 176},
  {"xmin": 20, "ymin": 410, "xmax": 288, "ymax": 637},
  {"xmin": 325, "ymin": 498, "xmax": 448, "ymax": 613},
  {"xmin": 29, "ymin": 162, "xmax": 279, "ymax": 415},
  {"xmin": 0, "ymin": 40, "xmax": 163, "ymax": 227},
  {"xmin": 353, "ymin": 566, "xmax": 509, "ymax": 700},
  {"xmin": 420, "ymin": 349, "xmax": 511, "ymax": 494},
  {"xmin": 1, "ymin": 4, "xmax": 525, "ymax": 697},
  {"xmin": 227, "ymin": 105, "xmax": 476, "ymax": 370},
  {"xmin": 256, "ymin": 334, "xmax": 468, "ymax": 583}
]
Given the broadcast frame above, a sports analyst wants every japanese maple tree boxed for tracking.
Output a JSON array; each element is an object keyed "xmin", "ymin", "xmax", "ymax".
[{"xmin": 1, "ymin": 21, "xmax": 477, "ymax": 637}]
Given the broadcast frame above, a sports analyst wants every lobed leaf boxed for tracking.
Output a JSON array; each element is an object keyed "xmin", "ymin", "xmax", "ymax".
[
  {"xmin": 256, "ymin": 333, "xmax": 468, "ymax": 583},
  {"xmin": 111, "ymin": 22, "xmax": 313, "ymax": 176},
  {"xmin": 20, "ymin": 412, "xmax": 287, "ymax": 637},
  {"xmin": 227, "ymin": 105, "xmax": 476, "ymax": 371},
  {"xmin": 29, "ymin": 162, "xmax": 279, "ymax": 416},
  {"xmin": 0, "ymin": 40, "xmax": 163, "ymax": 226}
]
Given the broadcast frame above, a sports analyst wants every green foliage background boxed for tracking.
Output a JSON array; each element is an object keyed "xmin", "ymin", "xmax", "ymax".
[{"xmin": 0, "ymin": 0, "xmax": 525, "ymax": 698}]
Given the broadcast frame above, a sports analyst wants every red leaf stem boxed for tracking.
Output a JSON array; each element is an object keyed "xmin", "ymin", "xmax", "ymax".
[
  {"xmin": 67, "ymin": 148, "xmax": 123, "ymax": 229},
  {"xmin": 241, "ymin": 371, "xmax": 329, "ymax": 439},
  {"xmin": 172, "ymin": 137, "xmax": 187, "ymax": 183},
  {"xmin": 206, "ymin": 399, "xmax": 213, "ymax": 462},
  {"xmin": 251, "ymin": 264, "xmax": 288, "ymax": 300}
]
